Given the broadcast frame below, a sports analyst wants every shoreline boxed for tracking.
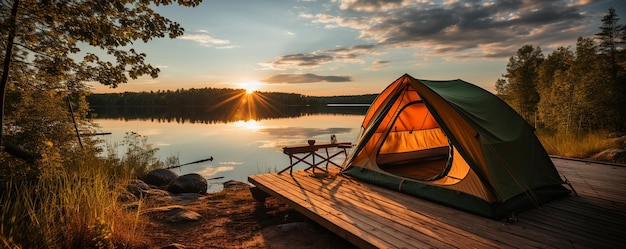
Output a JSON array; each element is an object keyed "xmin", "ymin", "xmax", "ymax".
[{"xmin": 137, "ymin": 182, "xmax": 356, "ymax": 249}]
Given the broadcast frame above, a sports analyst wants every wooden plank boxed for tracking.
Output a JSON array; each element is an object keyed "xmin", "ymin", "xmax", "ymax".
[
  {"xmin": 249, "ymin": 174, "xmax": 427, "ymax": 249},
  {"xmin": 249, "ymin": 175, "xmax": 378, "ymax": 249},
  {"xmin": 267, "ymin": 172, "xmax": 499, "ymax": 248},
  {"xmin": 329, "ymin": 176, "xmax": 576, "ymax": 248},
  {"xmin": 255, "ymin": 173, "xmax": 448, "ymax": 248},
  {"xmin": 253, "ymin": 171, "xmax": 551, "ymax": 248},
  {"xmin": 248, "ymin": 157, "xmax": 626, "ymax": 249},
  {"xmin": 302, "ymin": 171, "xmax": 581, "ymax": 248}
]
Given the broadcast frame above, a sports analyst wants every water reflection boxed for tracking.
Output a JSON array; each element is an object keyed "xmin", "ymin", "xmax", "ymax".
[
  {"xmin": 90, "ymin": 105, "xmax": 369, "ymax": 124},
  {"xmin": 92, "ymin": 106, "xmax": 367, "ymax": 192}
]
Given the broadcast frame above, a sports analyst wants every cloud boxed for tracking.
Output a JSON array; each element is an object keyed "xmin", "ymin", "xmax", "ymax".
[
  {"xmin": 307, "ymin": 0, "xmax": 593, "ymax": 58},
  {"xmin": 334, "ymin": 0, "xmax": 408, "ymax": 12},
  {"xmin": 196, "ymin": 166, "xmax": 234, "ymax": 178},
  {"xmin": 260, "ymin": 44, "xmax": 378, "ymax": 70},
  {"xmin": 366, "ymin": 60, "xmax": 390, "ymax": 70},
  {"xmin": 262, "ymin": 73, "xmax": 352, "ymax": 83},
  {"xmin": 307, "ymin": 13, "xmax": 371, "ymax": 29},
  {"xmin": 219, "ymin": 161, "xmax": 243, "ymax": 165},
  {"xmin": 179, "ymin": 31, "xmax": 232, "ymax": 48}
]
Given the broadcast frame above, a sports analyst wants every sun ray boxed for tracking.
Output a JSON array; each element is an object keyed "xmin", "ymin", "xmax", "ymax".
[
  {"xmin": 239, "ymin": 81, "xmax": 260, "ymax": 95},
  {"xmin": 206, "ymin": 82, "xmax": 285, "ymax": 123}
]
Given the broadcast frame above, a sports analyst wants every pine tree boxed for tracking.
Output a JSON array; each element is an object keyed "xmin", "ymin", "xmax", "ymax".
[
  {"xmin": 501, "ymin": 45, "xmax": 544, "ymax": 124},
  {"xmin": 595, "ymin": 8, "xmax": 626, "ymax": 131}
]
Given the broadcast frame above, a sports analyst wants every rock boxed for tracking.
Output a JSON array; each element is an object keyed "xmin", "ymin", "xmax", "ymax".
[
  {"xmin": 171, "ymin": 193, "xmax": 205, "ymax": 204},
  {"xmin": 127, "ymin": 179, "xmax": 151, "ymax": 197},
  {"xmin": 145, "ymin": 169, "xmax": 178, "ymax": 188},
  {"xmin": 223, "ymin": 180, "xmax": 249, "ymax": 190},
  {"xmin": 591, "ymin": 148, "xmax": 626, "ymax": 164},
  {"xmin": 142, "ymin": 188, "xmax": 171, "ymax": 198},
  {"xmin": 168, "ymin": 209, "xmax": 202, "ymax": 223},
  {"xmin": 143, "ymin": 205, "xmax": 202, "ymax": 223},
  {"xmin": 166, "ymin": 173, "xmax": 208, "ymax": 194},
  {"xmin": 161, "ymin": 243, "xmax": 186, "ymax": 249}
]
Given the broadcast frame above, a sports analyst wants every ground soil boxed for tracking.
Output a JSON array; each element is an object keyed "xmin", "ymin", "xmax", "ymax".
[{"xmin": 138, "ymin": 185, "xmax": 357, "ymax": 249}]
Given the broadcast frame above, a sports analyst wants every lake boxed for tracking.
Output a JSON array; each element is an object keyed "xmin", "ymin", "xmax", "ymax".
[{"xmin": 91, "ymin": 106, "xmax": 367, "ymax": 192}]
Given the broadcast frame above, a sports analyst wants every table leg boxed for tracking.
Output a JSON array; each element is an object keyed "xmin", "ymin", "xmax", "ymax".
[{"xmin": 278, "ymin": 153, "xmax": 313, "ymax": 175}]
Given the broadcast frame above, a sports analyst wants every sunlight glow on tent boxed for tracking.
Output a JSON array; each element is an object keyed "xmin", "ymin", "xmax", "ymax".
[{"xmin": 342, "ymin": 74, "xmax": 571, "ymax": 219}]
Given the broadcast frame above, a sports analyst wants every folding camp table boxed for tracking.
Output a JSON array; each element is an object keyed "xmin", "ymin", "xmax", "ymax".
[{"xmin": 279, "ymin": 142, "xmax": 352, "ymax": 175}]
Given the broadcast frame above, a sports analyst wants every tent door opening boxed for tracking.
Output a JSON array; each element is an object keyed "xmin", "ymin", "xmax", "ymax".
[{"xmin": 375, "ymin": 101, "xmax": 451, "ymax": 180}]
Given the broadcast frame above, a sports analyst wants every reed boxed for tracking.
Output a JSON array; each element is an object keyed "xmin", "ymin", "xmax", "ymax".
[
  {"xmin": 537, "ymin": 130, "xmax": 618, "ymax": 158},
  {"xmin": 0, "ymin": 158, "xmax": 147, "ymax": 248},
  {"xmin": 0, "ymin": 132, "xmax": 165, "ymax": 248}
]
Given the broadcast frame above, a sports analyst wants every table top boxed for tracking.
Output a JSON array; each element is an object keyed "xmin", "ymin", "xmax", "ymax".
[{"xmin": 283, "ymin": 142, "xmax": 352, "ymax": 154}]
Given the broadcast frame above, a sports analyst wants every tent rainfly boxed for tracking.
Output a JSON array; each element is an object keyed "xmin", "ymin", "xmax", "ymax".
[{"xmin": 341, "ymin": 74, "xmax": 571, "ymax": 219}]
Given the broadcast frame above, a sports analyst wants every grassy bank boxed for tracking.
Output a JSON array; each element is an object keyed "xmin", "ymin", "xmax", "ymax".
[
  {"xmin": 1, "ymin": 163, "xmax": 146, "ymax": 248},
  {"xmin": 1, "ymin": 132, "xmax": 165, "ymax": 248},
  {"xmin": 537, "ymin": 130, "xmax": 620, "ymax": 159},
  {"xmin": 0, "ymin": 160, "xmax": 146, "ymax": 248}
]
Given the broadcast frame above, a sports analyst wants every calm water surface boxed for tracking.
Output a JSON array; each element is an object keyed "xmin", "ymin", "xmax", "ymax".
[{"xmin": 94, "ymin": 112, "xmax": 365, "ymax": 192}]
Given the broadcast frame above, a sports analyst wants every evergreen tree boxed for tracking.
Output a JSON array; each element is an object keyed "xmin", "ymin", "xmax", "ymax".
[
  {"xmin": 595, "ymin": 8, "xmax": 626, "ymax": 131},
  {"xmin": 571, "ymin": 37, "xmax": 605, "ymax": 132},
  {"xmin": 500, "ymin": 44, "xmax": 544, "ymax": 124}
]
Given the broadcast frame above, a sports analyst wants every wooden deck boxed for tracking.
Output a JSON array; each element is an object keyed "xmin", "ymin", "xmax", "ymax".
[{"xmin": 248, "ymin": 157, "xmax": 626, "ymax": 249}]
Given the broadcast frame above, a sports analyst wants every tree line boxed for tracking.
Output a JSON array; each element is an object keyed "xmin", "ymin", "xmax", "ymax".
[
  {"xmin": 496, "ymin": 8, "xmax": 625, "ymax": 134},
  {"xmin": 87, "ymin": 88, "xmax": 378, "ymax": 107}
]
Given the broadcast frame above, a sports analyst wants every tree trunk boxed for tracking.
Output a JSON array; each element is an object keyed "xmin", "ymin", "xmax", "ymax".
[{"xmin": 0, "ymin": 0, "xmax": 20, "ymax": 146}]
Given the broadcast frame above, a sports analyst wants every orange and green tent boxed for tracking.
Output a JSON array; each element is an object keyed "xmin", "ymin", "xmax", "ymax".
[{"xmin": 342, "ymin": 74, "xmax": 570, "ymax": 219}]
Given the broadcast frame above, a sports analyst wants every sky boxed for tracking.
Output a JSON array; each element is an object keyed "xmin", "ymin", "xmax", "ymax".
[{"xmin": 89, "ymin": 0, "xmax": 626, "ymax": 96}]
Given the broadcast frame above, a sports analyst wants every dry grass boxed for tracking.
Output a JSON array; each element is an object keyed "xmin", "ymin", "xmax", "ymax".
[
  {"xmin": 0, "ymin": 163, "xmax": 147, "ymax": 248},
  {"xmin": 537, "ymin": 130, "xmax": 619, "ymax": 158}
]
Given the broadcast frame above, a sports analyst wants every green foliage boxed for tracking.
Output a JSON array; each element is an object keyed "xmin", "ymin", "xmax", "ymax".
[
  {"xmin": 500, "ymin": 44, "xmax": 544, "ymax": 123},
  {"xmin": 0, "ymin": 0, "xmax": 203, "ymax": 152},
  {"xmin": 0, "ymin": 1, "xmax": 199, "ymax": 247},
  {"xmin": 2, "ymin": 0, "xmax": 201, "ymax": 88},
  {"xmin": 118, "ymin": 131, "xmax": 164, "ymax": 178},
  {"xmin": 498, "ymin": 8, "xmax": 626, "ymax": 133}
]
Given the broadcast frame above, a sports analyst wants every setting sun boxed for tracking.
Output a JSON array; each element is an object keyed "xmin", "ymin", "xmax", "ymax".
[{"xmin": 239, "ymin": 81, "xmax": 260, "ymax": 94}]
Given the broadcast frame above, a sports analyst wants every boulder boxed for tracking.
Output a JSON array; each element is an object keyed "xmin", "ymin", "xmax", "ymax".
[
  {"xmin": 145, "ymin": 169, "xmax": 178, "ymax": 188},
  {"xmin": 591, "ymin": 148, "xmax": 626, "ymax": 164},
  {"xmin": 223, "ymin": 180, "xmax": 249, "ymax": 190},
  {"xmin": 166, "ymin": 173, "xmax": 207, "ymax": 194}
]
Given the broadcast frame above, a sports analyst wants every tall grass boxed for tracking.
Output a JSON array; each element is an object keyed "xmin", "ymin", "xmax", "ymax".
[
  {"xmin": 1, "ymin": 158, "xmax": 147, "ymax": 248},
  {"xmin": 537, "ymin": 130, "xmax": 618, "ymax": 158},
  {"xmin": 0, "ymin": 132, "xmax": 166, "ymax": 248}
]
